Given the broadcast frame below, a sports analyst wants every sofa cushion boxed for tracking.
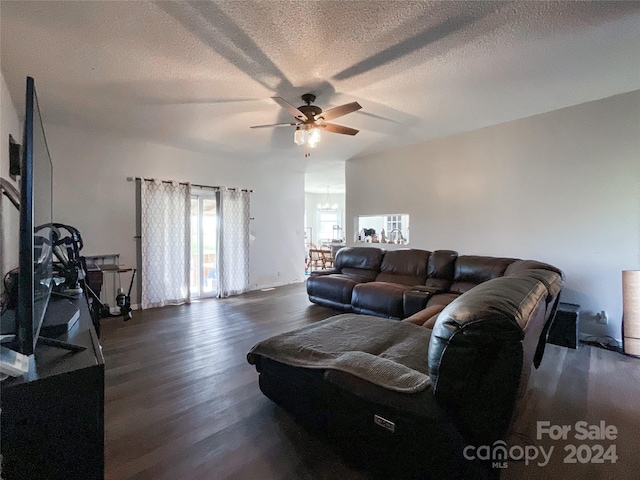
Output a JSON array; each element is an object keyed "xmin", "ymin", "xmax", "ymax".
[
  {"xmin": 247, "ymin": 314, "xmax": 432, "ymax": 393},
  {"xmin": 374, "ymin": 249, "xmax": 430, "ymax": 286},
  {"xmin": 352, "ymin": 282, "xmax": 412, "ymax": 319},
  {"xmin": 307, "ymin": 274, "xmax": 370, "ymax": 311},
  {"xmin": 402, "ymin": 305, "xmax": 446, "ymax": 328},
  {"xmin": 334, "ymin": 246, "xmax": 385, "ymax": 281},
  {"xmin": 424, "ymin": 250, "xmax": 458, "ymax": 291},
  {"xmin": 448, "ymin": 255, "xmax": 516, "ymax": 294},
  {"xmin": 426, "ymin": 292, "xmax": 460, "ymax": 308}
]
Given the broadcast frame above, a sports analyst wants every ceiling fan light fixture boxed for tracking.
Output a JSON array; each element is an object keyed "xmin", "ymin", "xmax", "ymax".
[
  {"xmin": 256, "ymin": 94, "xmax": 360, "ymax": 147},
  {"xmin": 307, "ymin": 127, "xmax": 321, "ymax": 148}
]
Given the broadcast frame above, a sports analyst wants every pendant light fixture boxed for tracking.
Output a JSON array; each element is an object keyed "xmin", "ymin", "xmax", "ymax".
[{"xmin": 318, "ymin": 185, "xmax": 338, "ymax": 211}]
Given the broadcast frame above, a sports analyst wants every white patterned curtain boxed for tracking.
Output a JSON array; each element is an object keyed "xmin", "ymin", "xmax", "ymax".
[
  {"xmin": 139, "ymin": 179, "xmax": 191, "ymax": 309},
  {"xmin": 217, "ymin": 188, "xmax": 250, "ymax": 297}
]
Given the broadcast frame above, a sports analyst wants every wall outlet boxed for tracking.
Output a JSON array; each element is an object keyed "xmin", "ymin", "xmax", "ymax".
[{"xmin": 596, "ymin": 311, "xmax": 608, "ymax": 325}]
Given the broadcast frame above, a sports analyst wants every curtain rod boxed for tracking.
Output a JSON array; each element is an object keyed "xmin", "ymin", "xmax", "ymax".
[{"xmin": 126, "ymin": 176, "xmax": 252, "ymax": 192}]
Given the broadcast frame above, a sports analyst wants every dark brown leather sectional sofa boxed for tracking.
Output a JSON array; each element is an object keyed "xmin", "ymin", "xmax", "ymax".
[
  {"xmin": 248, "ymin": 246, "xmax": 564, "ymax": 478},
  {"xmin": 307, "ymin": 246, "xmax": 560, "ymax": 320}
]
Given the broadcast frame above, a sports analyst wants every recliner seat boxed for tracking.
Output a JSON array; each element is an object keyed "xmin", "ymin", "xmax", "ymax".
[
  {"xmin": 352, "ymin": 249, "xmax": 430, "ymax": 318},
  {"xmin": 306, "ymin": 246, "xmax": 384, "ymax": 311}
]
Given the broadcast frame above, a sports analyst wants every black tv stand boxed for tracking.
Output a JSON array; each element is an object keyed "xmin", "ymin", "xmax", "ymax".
[
  {"xmin": 0, "ymin": 294, "xmax": 104, "ymax": 480},
  {"xmin": 51, "ymin": 289, "xmax": 83, "ymax": 300},
  {"xmin": 37, "ymin": 335, "xmax": 86, "ymax": 352}
]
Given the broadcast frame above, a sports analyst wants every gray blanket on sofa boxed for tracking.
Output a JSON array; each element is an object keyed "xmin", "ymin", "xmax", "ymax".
[{"xmin": 247, "ymin": 313, "xmax": 432, "ymax": 393}]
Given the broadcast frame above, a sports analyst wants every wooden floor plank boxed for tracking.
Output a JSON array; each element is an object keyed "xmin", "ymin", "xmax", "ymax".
[{"xmin": 102, "ymin": 283, "xmax": 640, "ymax": 479}]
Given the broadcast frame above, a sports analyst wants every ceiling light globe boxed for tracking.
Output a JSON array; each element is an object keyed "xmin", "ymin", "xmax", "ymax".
[{"xmin": 307, "ymin": 128, "xmax": 321, "ymax": 148}]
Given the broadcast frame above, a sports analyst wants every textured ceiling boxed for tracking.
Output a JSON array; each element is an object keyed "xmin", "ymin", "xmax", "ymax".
[{"xmin": 1, "ymin": 1, "xmax": 639, "ymax": 193}]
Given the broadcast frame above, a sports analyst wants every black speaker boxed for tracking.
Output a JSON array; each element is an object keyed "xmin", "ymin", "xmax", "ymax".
[{"xmin": 548, "ymin": 302, "xmax": 580, "ymax": 349}]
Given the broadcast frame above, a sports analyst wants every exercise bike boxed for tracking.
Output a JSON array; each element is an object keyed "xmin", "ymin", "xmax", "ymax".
[
  {"xmin": 90, "ymin": 265, "xmax": 137, "ymax": 322},
  {"xmin": 49, "ymin": 224, "xmax": 136, "ymax": 337}
]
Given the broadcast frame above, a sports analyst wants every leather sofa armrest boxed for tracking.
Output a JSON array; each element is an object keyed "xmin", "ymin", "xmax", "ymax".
[{"xmin": 403, "ymin": 286, "xmax": 446, "ymax": 317}]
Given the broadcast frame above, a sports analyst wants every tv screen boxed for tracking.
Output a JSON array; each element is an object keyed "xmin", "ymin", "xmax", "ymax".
[{"xmin": 16, "ymin": 76, "xmax": 54, "ymax": 356}]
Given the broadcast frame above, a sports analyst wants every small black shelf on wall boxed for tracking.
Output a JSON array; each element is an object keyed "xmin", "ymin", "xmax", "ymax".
[{"xmin": 548, "ymin": 302, "xmax": 580, "ymax": 349}]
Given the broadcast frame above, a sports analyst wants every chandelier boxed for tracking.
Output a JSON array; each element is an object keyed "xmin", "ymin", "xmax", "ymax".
[{"xmin": 318, "ymin": 185, "xmax": 338, "ymax": 211}]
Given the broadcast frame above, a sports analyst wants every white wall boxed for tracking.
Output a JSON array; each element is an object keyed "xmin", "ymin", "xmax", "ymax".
[
  {"xmin": 0, "ymin": 70, "xmax": 21, "ymax": 281},
  {"xmin": 347, "ymin": 91, "xmax": 640, "ymax": 342},
  {"xmin": 37, "ymin": 123, "xmax": 305, "ymax": 302}
]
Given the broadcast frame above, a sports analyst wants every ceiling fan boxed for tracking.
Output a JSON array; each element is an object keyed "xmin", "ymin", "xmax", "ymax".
[{"xmin": 250, "ymin": 94, "xmax": 362, "ymax": 148}]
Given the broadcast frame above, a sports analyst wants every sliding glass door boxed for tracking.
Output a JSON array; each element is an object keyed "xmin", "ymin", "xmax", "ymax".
[{"xmin": 190, "ymin": 192, "xmax": 217, "ymax": 299}]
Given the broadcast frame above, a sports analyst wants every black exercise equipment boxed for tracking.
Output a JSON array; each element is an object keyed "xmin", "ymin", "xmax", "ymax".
[{"xmin": 43, "ymin": 223, "xmax": 137, "ymax": 337}]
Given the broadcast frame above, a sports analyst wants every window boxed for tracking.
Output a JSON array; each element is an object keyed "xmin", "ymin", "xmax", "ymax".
[
  {"xmin": 318, "ymin": 210, "xmax": 340, "ymax": 243},
  {"xmin": 386, "ymin": 215, "xmax": 403, "ymax": 233},
  {"xmin": 355, "ymin": 214, "xmax": 410, "ymax": 244}
]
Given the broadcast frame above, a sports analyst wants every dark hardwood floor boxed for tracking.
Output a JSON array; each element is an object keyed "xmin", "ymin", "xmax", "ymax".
[{"xmin": 101, "ymin": 283, "xmax": 640, "ymax": 480}]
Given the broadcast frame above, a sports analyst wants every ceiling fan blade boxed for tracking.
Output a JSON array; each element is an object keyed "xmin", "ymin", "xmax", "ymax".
[
  {"xmin": 272, "ymin": 97, "xmax": 308, "ymax": 121},
  {"xmin": 319, "ymin": 123, "xmax": 359, "ymax": 136},
  {"xmin": 316, "ymin": 102, "xmax": 362, "ymax": 122},
  {"xmin": 250, "ymin": 122, "xmax": 298, "ymax": 129}
]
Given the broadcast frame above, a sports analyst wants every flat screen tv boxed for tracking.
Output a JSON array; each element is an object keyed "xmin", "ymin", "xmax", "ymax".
[{"xmin": 16, "ymin": 76, "xmax": 54, "ymax": 356}]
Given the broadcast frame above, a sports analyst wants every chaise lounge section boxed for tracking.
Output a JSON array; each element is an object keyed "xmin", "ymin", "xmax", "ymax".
[
  {"xmin": 248, "ymin": 246, "xmax": 564, "ymax": 478},
  {"xmin": 248, "ymin": 259, "xmax": 564, "ymax": 478}
]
